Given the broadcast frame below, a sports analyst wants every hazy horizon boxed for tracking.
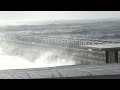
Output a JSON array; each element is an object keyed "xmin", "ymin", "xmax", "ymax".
[{"xmin": 0, "ymin": 11, "xmax": 120, "ymax": 25}]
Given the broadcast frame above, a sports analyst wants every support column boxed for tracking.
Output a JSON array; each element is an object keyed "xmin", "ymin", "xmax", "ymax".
[
  {"xmin": 115, "ymin": 50, "xmax": 118, "ymax": 63},
  {"xmin": 105, "ymin": 50, "xmax": 118, "ymax": 63}
]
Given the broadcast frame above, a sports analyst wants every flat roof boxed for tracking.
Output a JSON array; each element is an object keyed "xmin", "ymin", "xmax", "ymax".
[{"xmin": 81, "ymin": 44, "xmax": 120, "ymax": 50}]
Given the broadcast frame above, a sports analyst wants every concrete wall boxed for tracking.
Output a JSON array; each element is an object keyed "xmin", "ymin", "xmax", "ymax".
[{"xmin": 3, "ymin": 35, "xmax": 107, "ymax": 64}]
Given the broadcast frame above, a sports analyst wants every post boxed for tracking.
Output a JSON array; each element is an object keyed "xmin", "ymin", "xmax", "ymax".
[
  {"xmin": 105, "ymin": 50, "xmax": 118, "ymax": 63},
  {"xmin": 115, "ymin": 50, "xmax": 118, "ymax": 63}
]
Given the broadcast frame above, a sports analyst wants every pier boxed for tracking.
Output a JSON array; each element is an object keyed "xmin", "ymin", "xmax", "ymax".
[
  {"xmin": 82, "ymin": 44, "xmax": 120, "ymax": 63},
  {"xmin": 1, "ymin": 35, "xmax": 120, "ymax": 64}
]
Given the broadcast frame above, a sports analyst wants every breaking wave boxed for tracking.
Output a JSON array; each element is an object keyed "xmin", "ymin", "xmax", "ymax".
[{"xmin": 0, "ymin": 45, "xmax": 76, "ymax": 70}]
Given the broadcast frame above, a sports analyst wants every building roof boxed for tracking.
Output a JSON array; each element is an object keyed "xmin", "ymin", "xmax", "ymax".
[{"xmin": 81, "ymin": 44, "xmax": 120, "ymax": 51}]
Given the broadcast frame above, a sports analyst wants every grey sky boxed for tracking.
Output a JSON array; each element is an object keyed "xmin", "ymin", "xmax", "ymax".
[{"xmin": 0, "ymin": 11, "xmax": 120, "ymax": 25}]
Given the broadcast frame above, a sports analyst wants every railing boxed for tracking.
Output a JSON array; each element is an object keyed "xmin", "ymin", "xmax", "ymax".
[{"xmin": 3, "ymin": 35, "xmax": 105, "ymax": 48}]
